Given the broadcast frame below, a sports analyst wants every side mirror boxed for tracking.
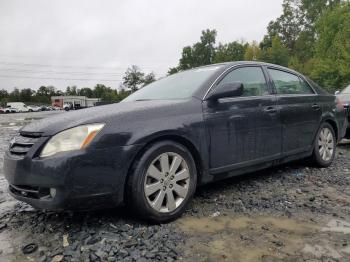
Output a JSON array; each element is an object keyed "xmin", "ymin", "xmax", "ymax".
[
  {"xmin": 335, "ymin": 91, "xmax": 340, "ymax": 95},
  {"xmin": 206, "ymin": 82, "xmax": 244, "ymax": 101}
]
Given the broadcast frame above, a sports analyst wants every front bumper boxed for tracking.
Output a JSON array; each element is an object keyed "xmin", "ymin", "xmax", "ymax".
[{"xmin": 4, "ymin": 141, "xmax": 143, "ymax": 211}]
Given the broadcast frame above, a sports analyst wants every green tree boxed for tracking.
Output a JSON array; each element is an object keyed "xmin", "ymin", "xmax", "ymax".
[
  {"xmin": 35, "ymin": 86, "xmax": 56, "ymax": 104},
  {"xmin": 142, "ymin": 72, "xmax": 156, "ymax": 87},
  {"xmin": 168, "ymin": 67, "xmax": 179, "ymax": 75},
  {"xmin": 262, "ymin": 0, "xmax": 302, "ymax": 52},
  {"xmin": 123, "ymin": 65, "xmax": 145, "ymax": 92},
  {"xmin": 0, "ymin": 89, "xmax": 9, "ymax": 106},
  {"xmin": 261, "ymin": 0, "xmax": 343, "ymax": 72},
  {"xmin": 244, "ymin": 41, "xmax": 261, "ymax": 61},
  {"xmin": 260, "ymin": 36, "xmax": 290, "ymax": 66},
  {"xmin": 301, "ymin": 0, "xmax": 342, "ymax": 25},
  {"xmin": 213, "ymin": 41, "xmax": 247, "ymax": 63},
  {"xmin": 9, "ymin": 88, "xmax": 20, "ymax": 102},
  {"xmin": 117, "ymin": 88, "xmax": 131, "ymax": 101},
  {"xmin": 311, "ymin": 2, "xmax": 350, "ymax": 91},
  {"xmin": 65, "ymin": 86, "xmax": 78, "ymax": 96},
  {"xmin": 79, "ymin": 87, "xmax": 94, "ymax": 98},
  {"xmin": 93, "ymin": 84, "xmax": 109, "ymax": 98},
  {"xmin": 19, "ymin": 88, "xmax": 35, "ymax": 102},
  {"xmin": 174, "ymin": 29, "xmax": 217, "ymax": 71}
]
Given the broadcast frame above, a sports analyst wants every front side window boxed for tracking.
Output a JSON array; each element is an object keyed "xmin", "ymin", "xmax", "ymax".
[
  {"xmin": 219, "ymin": 67, "xmax": 269, "ymax": 97},
  {"xmin": 268, "ymin": 69, "xmax": 314, "ymax": 95}
]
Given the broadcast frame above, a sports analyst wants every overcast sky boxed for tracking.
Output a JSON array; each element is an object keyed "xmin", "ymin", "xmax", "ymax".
[{"xmin": 0, "ymin": 0, "xmax": 283, "ymax": 91}]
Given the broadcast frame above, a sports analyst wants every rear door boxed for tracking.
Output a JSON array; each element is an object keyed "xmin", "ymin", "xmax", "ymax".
[
  {"xmin": 266, "ymin": 67, "xmax": 321, "ymax": 155},
  {"xmin": 203, "ymin": 65, "xmax": 282, "ymax": 171}
]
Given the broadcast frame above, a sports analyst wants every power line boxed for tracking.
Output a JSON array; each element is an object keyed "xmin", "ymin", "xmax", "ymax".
[
  {"xmin": 0, "ymin": 54, "xmax": 174, "ymax": 64},
  {"xmin": 0, "ymin": 68, "xmax": 124, "ymax": 76},
  {"xmin": 0, "ymin": 75, "xmax": 121, "ymax": 82},
  {"xmin": 0, "ymin": 61, "xmax": 153, "ymax": 70}
]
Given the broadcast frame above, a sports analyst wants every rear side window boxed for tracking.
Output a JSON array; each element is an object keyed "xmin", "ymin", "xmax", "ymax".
[
  {"xmin": 268, "ymin": 69, "xmax": 314, "ymax": 95},
  {"xmin": 219, "ymin": 67, "xmax": 269, "ymax": 97}
]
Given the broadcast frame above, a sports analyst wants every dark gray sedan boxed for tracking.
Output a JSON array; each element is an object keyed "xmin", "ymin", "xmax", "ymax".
[{"xmin": 4, "ymin": 62, "xmax": 347, "ymax": 222}]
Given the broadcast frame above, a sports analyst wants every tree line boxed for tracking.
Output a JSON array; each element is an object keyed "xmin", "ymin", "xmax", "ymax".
[
  {"xmin": 0, "ymin": 66, "xmax": 156, "ymax": 106},
  {"xmin": 169, "ymin": 0, "xmax": 350, "ymax": 92},
  {"xmin": 1, "ymin": 0, "xmax": 349, "ymax": 106}
]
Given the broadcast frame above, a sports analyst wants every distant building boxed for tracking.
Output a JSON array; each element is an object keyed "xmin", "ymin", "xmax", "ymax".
[{"xmin": 51, "ymin": 96, "xmax": 100, "ymax": 108}]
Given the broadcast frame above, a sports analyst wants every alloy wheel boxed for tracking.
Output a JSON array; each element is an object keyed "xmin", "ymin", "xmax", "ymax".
[
  {"xmin": 318, "ymin": 127, "xmax": 334, "ymax": 162},
  {"xmin": 144, "ymin": 152, "xmax": 190, "ymax": 213}
]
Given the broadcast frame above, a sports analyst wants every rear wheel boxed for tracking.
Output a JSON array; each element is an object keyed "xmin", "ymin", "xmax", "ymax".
[
  {"xmin": 127, "ymin": 141, "xmax": 197, "ymax": 223},
  {"xmin": 310, "ymin": 123, "xmax": 336, "ymax": 167}
]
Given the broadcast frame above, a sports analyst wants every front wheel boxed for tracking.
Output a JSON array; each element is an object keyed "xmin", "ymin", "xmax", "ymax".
[
  {"xmin": 310, "ymin": 123, "xmax": 336, "ymax": 167},
  {"xmin": 127, "ymin": 141, "xmax": 197, "ymax": 223}
]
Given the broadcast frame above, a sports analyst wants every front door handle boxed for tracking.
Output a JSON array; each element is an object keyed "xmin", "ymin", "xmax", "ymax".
[
  {"xmin": 264, "ymin": 106, "xmax": 277, "ymax": 114},
  {"xmin": 312, "ymin": 104, "xmax": 321, "ymax": 110}
]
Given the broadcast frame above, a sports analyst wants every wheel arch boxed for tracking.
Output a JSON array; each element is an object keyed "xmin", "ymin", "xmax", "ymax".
[
  {"xmin": 323, "ymin": 118, "xmax": 339, "ymax": 141},
  {"xmin": 125, "ymin": 134, "xmax": 204, "ymax": 195}
]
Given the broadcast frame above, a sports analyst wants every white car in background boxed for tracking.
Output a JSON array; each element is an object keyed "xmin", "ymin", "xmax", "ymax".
[
  {"xmin": 3, "ymin": 106, "xmax": 17, "ymax": 113},
  {"xmin": 27, "ymin": 105, "xmax": 41, "ymax": 112}
]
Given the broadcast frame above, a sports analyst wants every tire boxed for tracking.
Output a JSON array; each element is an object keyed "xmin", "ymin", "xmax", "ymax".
[
  {"xmin": 310, "ymin": 122, "xmax": 336, "ymax": 167},
  {"xmin": 126, "ymin": 140, "xmax": 197, "ymax": 223}
]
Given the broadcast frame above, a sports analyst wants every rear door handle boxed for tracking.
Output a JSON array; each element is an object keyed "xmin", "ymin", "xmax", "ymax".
[
  {"xmin": 264, "ymin": 106, "xmax": 277, "ymax": 114},
  {"xmin": 312, "ymin": 104, "xmax": 321, "ymax": 110}
]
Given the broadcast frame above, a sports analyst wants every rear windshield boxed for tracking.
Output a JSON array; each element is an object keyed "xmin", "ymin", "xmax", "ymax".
[{"xmin": 341, "ymin": 85, "xmax": 350, "ymax": 94}]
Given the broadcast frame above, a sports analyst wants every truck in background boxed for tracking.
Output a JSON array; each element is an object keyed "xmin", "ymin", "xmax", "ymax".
[{"xmin": 6, "ymin": 102, "xmax": 29, "ymax": 113}]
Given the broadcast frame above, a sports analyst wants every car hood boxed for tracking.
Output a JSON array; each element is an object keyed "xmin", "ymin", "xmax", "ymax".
[{"xmin": 21, "ymin": 100, "xmax": 189, "ymax": 136}]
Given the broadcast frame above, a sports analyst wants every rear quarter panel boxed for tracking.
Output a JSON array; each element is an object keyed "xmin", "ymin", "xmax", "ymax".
[{"xmin": 317, "ymin": 95, "xmax": 347, "ymax": 140}]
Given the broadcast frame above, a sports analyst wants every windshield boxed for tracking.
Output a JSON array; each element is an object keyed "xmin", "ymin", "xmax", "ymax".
[
  {"xmin": 123, "ymin": 65, "xmax": 222, "ymax": 101},
  {"xmin": 341, "ymin": 85, "xmax": 350, "ymax": 94}
]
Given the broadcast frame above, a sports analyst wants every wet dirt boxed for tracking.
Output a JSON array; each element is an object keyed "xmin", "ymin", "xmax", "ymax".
[{"xmin": 178, "ymin": 215, "xmax": 350, "ymax": 262}]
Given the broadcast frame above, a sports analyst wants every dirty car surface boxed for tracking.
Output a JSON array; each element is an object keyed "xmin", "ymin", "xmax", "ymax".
[{"xmin": 3, "ymin": 61, "xmax": 347, "ymax": 222}]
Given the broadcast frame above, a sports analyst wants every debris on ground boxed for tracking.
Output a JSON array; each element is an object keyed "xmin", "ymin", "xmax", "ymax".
[{"xmin": 0, "ymin": 111, "xmax": 349, "ymax": 261}]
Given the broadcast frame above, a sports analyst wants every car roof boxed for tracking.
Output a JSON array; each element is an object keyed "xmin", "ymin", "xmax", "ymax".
[
  {"xmin": 191, "ymin": 61, "xmax": 330, "ymax": 98},
  {"xmin": 213, "ymin": 61, "xmax": 301, "ymax": 74}
]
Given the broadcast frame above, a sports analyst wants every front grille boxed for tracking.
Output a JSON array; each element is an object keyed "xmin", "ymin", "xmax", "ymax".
[
  {"xmin": 8, "ymin": 134, "xmax": 41, "ymax": 158},
  {"xmin": 9, "ymin": 184, "xmax": 50, "ymax": 199}
]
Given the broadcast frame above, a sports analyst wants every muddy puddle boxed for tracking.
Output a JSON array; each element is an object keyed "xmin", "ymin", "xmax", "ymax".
[
  {"xmin": 177, "ymin": 215, "xmax": 350, "ymax": 261},
  {"xmin": 0, "ymin": 117, "xmax": 43, "ymax": 128}
]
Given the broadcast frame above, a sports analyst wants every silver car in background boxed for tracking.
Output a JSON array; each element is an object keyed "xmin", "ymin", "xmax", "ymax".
[{"xmin": 336, "ymin": 85, "xmax": 350, "ymax": 138}]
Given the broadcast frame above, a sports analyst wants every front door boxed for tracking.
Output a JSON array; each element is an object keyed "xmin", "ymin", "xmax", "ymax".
[{"xmin": 203, "ymin": 66, "xmax": 282, "ymax": 171}]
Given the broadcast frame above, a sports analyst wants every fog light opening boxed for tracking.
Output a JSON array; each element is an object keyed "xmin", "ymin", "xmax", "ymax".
[{"xmin": 50, "ymin": 188, "xmax": 57, "ymax": 198}]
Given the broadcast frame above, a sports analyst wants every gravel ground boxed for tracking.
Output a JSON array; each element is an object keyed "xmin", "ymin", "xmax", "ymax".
[{"xmin": 0, "ymin": 111, "xmax": 349, "ymax": 262}]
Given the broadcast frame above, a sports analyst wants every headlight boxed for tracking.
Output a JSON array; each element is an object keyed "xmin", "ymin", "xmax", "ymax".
[{"xmin": 40, "ymin": 123, "xmax": 105, "ymax": 157}]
